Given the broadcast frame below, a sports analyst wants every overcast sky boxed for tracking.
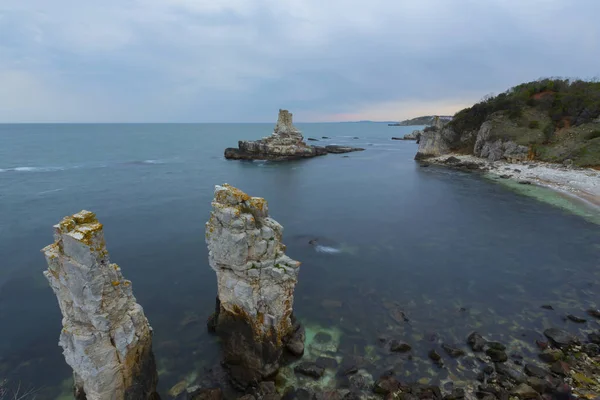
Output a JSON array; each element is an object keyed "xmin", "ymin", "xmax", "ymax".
[{"xmin": 0, "ymin": 0, "xmax": 598, "ymax": 122}]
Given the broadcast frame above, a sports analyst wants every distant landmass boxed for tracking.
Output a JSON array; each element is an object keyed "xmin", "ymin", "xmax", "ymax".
[{"xmin": 388, "ymin": 115, "xmax": 453, "ymax": 126}]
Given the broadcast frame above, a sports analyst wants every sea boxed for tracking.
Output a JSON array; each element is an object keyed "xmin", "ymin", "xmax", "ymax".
[{"xmin": 0, "ymin": 123, "xmax": 599, "ymax": 398}]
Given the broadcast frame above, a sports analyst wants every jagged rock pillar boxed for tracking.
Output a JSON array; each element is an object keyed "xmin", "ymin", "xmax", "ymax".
[
  {"xmin": 42, "ymin": 210, "xmax": 159, "ymax": 400},
  {"xmin": 205, "ymin": 184, "xmax": 304, "ymax": 388}
]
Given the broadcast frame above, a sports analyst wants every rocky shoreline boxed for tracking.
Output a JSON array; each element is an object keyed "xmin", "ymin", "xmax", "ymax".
[{"xmin": 418, "ymin": 154, "xmax": 600, "ymax": 209}]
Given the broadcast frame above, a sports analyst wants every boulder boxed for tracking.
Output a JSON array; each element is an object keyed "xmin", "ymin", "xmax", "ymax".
[
  {"xmin": 42, "ymin": 211, "xmax": 159, "ymax": 400},
  {"xmin": 206, "ymin": 184, "xmax": 302, "ymax": 388}
]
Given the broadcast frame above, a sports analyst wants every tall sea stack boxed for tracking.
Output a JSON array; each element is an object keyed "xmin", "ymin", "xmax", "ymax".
[
  {"xmin": 205, "ymin": 184, "xmax": 304, "ymax": 388},
  {"xmin": 42, "ymin": 210, "xmax": 159, "ymax": 400}
]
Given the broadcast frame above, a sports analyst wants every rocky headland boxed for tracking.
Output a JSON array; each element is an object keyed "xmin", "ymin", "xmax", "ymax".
[
  {"xmin": 415, "ymin": 79, "xmax": 600, "ymax": 206},
  {"xmin": 205, "ymin": 184, "xmax": 304, "ymax": 389},
  {"xmin": 224, "ymin": 110, "xmax": 364, "ymax": 160},
  {"xmin": 42, "ymin": 211, "xmax": 159, "ymax": 400}
]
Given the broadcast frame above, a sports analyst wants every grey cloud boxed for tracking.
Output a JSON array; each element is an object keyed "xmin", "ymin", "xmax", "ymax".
[{"xmin": 0, "ymin": 0, "xmax": 598, "ymax": 122}]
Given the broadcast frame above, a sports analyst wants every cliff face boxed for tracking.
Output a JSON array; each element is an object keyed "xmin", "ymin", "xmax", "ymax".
[
  {"xmin": 418, "ymin": 79, "xmax": 600, "ymax": 166},
  {"xmin": 205, "ymin": 184, "xmax": 303, "ymax": 388},
  {"xmin": 42, "ymin": 211, "xmax": 158, "ymax": 400}
]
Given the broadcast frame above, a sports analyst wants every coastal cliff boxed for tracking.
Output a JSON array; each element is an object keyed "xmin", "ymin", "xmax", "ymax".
[
  {"xmin": 415, "ymin": 79, "xmax": 600, "ymax": 167},
  {"xmin": 205, "ymin": 184, "xmax": 303, "ymax": 388},
  {"xmin": 224, "ymin": 110, "xmax": 363, "ymax": 160},
  {"xmin": 42, "ymin": 211, "xmax": 159, "ymax": 400}
]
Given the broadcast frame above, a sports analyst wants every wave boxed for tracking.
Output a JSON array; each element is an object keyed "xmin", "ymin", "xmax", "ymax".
[
  {"xmin": 1, "ymin": 159, "xmax": 170, "ymax": 173},
  {"xmin": 314, "ymin": 245, "xmax": 342, "ymax": 254},
  {"xmin": 1, "ymin": 166, "xmax": 68, "ymax": 173}
]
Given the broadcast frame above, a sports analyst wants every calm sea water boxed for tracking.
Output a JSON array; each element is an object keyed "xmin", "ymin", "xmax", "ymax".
[{"xmin": 1, "ymin": 123, "xmax": 599, "ymax": 398}]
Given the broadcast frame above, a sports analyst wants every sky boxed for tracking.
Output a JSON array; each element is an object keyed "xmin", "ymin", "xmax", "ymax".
[{"xmin": 0, "ymin": 0, "xmax": 598, "ymax": 123}]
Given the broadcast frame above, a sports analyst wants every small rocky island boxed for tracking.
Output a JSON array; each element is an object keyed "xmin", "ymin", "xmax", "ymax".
[{"xmin": 224, "ymin": 110, "xmax": 364, "ymax": 160}]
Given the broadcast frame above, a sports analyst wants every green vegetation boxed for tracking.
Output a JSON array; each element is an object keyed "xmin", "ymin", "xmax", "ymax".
[
  {"xmin": 450, "ymin": 78, "xmax": 600, "ymax": 133},
  {"xmin": 393, "ymin": 115, "xmax": 452, "ymax": 126},
  {"xmin": 449, "ymin": 78, "xmax": 600, "ymax": 166}
]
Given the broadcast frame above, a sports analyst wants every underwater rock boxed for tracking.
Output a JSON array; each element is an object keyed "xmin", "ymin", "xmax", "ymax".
[
  {"xmin": 286, "ymin": 324, "xmax": 306, "ymax": 357},
  {"xmin": 567, "ymin": 314, "xmax": 587, "ymax": 323},
  {"xmin": 586, "ymin": 309, "xmax": 600, "ymax": 319},
  {"xmin": 188, "ymin": 388, "xmax": 223, "ymax": 400},
  {"xmin": 315, "ymin": 356, "xmax": 338, "ymax": 369},
  {"xmin": 373, "ymin": 375, "xmax": 401, "ymax": 395},
  {"xmin": 510, "ymin": 383, "xmax": 539, "ymax": 399},
  {"xmin": 495, "ymin": 363, "xmax": 527, "ymax": 384},
  {"xmin": 294, "ymin": 362, "xmax": 325, "ymax": 379},
  {"xmin": 543, "ymin": 328, "xmax": 579, "ymax": 347},
  {"xmin": 550, "ymin": 361, "xmax": 570, "ymax": 376},
  {"xmin": 42, "ymin": 210, "xmax": 159, "ymax": 400},
  {"xmin": 588, "ymin": 333, "xmax": 600, "ymax": 345},
  {"xmin": 467, "ymin": 332, "xmax": 487, "ymax": 352},
  {"xmin": 583, "ymin": 343, "xmax": 600, "ymax": 357},
  {"xmin": 486, "ymin": 348, "xmax": 508, "ymax": 363},
  {"xmin": 538, "ymin": 349, "xmax": 563, "ymax": 363},
  {"xmin": 523, "ymin": 364, "xmax": 548, "ymax": 379},
  {"xmin": 224, "ymin": 110, "xmax": 327, "ymax": 160},
  {"xmin": 390, "ymin": 340, "xmax": 412, "ymax": 353},
  {"xmin": 442, "ymin": 344, "xmax": 465, "ymax": 358},
  {"xmin": 205, "ymin": 184, "xmax": 302, "ymax": 388},
  {"xmin": 541, "ymin": 305, "xmax": 554, "ymax": 310},
  {"xmin": 429, "ymin": 349, "xmax": 443, "ymax": 364}
]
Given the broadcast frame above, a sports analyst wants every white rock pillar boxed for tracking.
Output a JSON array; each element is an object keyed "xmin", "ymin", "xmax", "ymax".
[
  {"xmin": 205, "ymin": 184, "xmax": 303, "ymax": 388},
  {"xmin": 42, "ymin": 210, "xmax": 159, "ymax": 400}
]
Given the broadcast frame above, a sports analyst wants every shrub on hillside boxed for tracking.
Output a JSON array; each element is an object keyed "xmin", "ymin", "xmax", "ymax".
[
  {"xmin": 528, "ymin": 120, "xmax": 540, "ymax": 129},
  {"xmin": 449, "ymin": 78, "xmax": 600, "ymax": 133}
]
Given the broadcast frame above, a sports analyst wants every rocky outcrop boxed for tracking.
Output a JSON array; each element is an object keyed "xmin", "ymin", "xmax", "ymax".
[
  {"xmin": 205, "ymin": 184, "xmax": 303, "ymax": 388},
  {"xmin": 473, "ymin": 120, "xmax": 529, "ymax": 162},
  {"xmin": 42, "ymin": 211, "xmax": 159, "ymax": 400},
  {"xmin": 224, "ymin": 110, "xmax": 362, "ymax": 160},
  {"xmin": 324, "ymin": 145, "xmax": 364, "ymax": 154},
  {"xmin": 224, "ymin": 110, "xmax": 325, "ymax": 160},
  {"xmin": 392, "ymin": 130, "xmax": 422, "ymax": 141}
]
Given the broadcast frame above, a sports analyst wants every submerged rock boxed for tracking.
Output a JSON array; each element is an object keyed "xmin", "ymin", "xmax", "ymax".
[
  {"xmin": 224, "ymin": 110, "xmax": 327, "ymax": 160},
  {"xmin": 442, "ymin": 344, "xmax": 466, "ymax": 358},
  {"xmin": 390, "ymin": 340, "xmax": 412, "ymax": 353},
  {"xmin": 543, "ymin": 328, "xmax": 579, "ymax": 347},
  {"xmin": 205, "ymin": 184, "xmax": 302, "ymax": 388},
  {"xmin": 567, "ymin": 314, "xmax": 587, "ymax": 323},
  {"xmin": 467, "ymin": 332, "xmax": 487, "ymax": 352},
  {"xmin": 294, "ymin": 362, "xmax": 325, "ymax": 379},
  {"xmin": 42, "ymin": 210, "xmax": 159, "ymax": 400}
]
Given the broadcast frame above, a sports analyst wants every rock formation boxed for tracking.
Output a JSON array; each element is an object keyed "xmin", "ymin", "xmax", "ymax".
[
  {"xmin": 224, "ymin": 109, "xmax": 363, "ymax": 160},
  {"xmin": 205, "ymin": 184, "xmax": 304, "ymax": 388},
  {"xmin": 392, "ymin": 130, "xmax": 422, "ymax": 141},
  {"xmin": 42, "ymin": 210, "xmax": 159, "ymax": 400}
]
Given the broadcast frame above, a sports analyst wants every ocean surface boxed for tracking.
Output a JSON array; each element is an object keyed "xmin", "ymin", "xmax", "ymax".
[{"xmin": 1, "ymin": 123, "xmax": 599, "ymax": 398}]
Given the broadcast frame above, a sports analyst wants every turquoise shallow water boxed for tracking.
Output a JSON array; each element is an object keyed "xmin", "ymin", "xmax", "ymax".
[{"xmin": 0, "ymin": 123, "xmax": 599, "ymax": 398}]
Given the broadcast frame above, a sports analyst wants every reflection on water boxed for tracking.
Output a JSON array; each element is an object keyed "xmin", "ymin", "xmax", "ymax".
[{"xmin": 0, "ymin": 123, "xmax": 599, "ymax": 398}]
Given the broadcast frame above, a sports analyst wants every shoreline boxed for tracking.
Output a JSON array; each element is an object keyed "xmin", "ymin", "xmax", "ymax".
[{"xmin": 423, "ymin": 154, "xmax": 600, "ymax": 210}]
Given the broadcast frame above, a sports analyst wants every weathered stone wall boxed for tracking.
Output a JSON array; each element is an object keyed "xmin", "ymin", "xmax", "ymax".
[{"xmin": 42, "ymin": 210, "xmax": 159, "ymax": 400}]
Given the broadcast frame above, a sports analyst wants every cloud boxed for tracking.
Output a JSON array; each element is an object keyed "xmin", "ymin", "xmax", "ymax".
[{"xmin": 0, "ymin": 0, "xmax": 598, "ymax": 122}]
